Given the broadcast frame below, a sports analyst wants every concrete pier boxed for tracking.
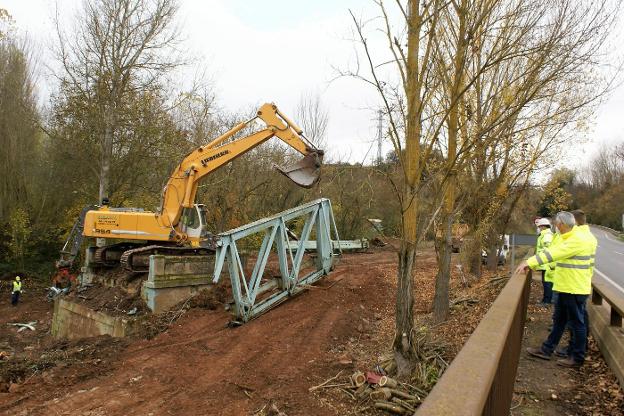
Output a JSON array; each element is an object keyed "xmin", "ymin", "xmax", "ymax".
[{"xmin": 141, "ymin": 254, "xmax": 214, "ymax": 313}]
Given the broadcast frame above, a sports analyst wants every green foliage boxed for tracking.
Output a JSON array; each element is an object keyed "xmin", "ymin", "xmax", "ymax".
[
  {"xmin": 538, "ymin": 171, "xmax": 574, "ymax": 217},
  {"xmin": 8, "ymin": 208, "xmax": 31, "ymax": 270}
]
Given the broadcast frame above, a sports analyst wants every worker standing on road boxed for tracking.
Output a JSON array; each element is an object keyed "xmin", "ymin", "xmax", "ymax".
[
  {"xmin": 516, "ymin": 211, "xmax": 597, "ymax": 368},
  {"xmin": 535, "ymin": 218, "xmax": 554, "ymax": 305},
  {"xmin": 11, "ymin": 276, "xmax": 22, "ymax": 306}
]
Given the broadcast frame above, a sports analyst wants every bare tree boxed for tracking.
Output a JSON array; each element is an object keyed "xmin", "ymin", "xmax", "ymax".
[
  {"xmin": 294, "ymin": 92, "xmax": 329, "ymax": 149},
  {"xmin": 345, "ymin": 0, "xmax": 621, "ymax": 373},
  {"xmin": 54, "ymin": 0, "xmax": 184, "ymax": 205},
  {"xmin": 430, "ymin": 0, "xmax": 620, "ymax": 322}
]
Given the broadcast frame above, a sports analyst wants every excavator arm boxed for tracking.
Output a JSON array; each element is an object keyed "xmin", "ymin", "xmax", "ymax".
[{"xmin": 159, "ymin": 103, "xmax": 323, "ymax": 229}]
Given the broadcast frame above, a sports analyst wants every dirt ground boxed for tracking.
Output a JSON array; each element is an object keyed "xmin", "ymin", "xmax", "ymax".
[
  {"xmin": 513, "ymin": 278, "xmax": 624, "ymax": 416},
  {"xmin": 0, "ymin": 248, "xmax": 398, "ymax": 415},
  {"xmin": 1, "ymin": 247, "xmax": 621, "ymax": 415}
]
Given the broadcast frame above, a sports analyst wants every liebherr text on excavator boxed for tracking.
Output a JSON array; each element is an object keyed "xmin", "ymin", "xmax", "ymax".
[{"xmin": 76, "ymin": 103, "xmax": 323, "ymax": 272}]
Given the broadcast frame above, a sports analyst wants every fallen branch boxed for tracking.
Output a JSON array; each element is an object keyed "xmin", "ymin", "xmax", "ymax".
[
  {"xmin": 312, "ymin": 382, "xmax": 351, "ymax": 389},
  {"xmin": 355, "ymin": 385, "xmax": 372, "ymax": 399},
  {"xmin": 340, "ymin": 387, "xmax": 356, "ymax": 400},
  {"xmin": 167, "ymin": 298, "xmax": 192, "ymax": 325},
  {"xmin": 510, "ymin": 395, "xmax": 524, "ymax": 410},
  {"xmin": 301, "ymin": 277, "xmax": 345, "ymax": 291},
  {"xmin": 227, "ymin": 380, "xmax": 256, "ymax": 392},
  {"xmin": 309, "ymin": 370, "xmax": 343, "ymax": 392},
  {"xmin": 10, "ymin": 322, "xmax": 36, "ymax": 331},
  {"xmin": 451, "ymin": 297, "xmax": 478, "ymax": 306}
]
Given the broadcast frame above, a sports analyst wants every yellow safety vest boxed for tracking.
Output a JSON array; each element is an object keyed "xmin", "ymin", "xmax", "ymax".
[
  {"xmin": 575, "ymin": 224, "xmax": 597, "ymax": 277},
  {"xmin": 535, "ymin": 228, "xmax": 553, "ymax": 272},
  {"xmin": 542, "ymin": 232, "xmax": 560, "ymax": 283},
  {"xmin": 13, "ymin": 281, "xmax": 21, "ymax": 292},
  {"xmin": 527, "ymin": 226, "xmax": 597, "ymax": 295}
]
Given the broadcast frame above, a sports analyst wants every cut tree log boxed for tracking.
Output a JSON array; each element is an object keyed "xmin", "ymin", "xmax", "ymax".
[
  {"xmin": 374, "ymin": 401, "xmax": 407, "ymax": 414},
  {"xmin": 388, "ymin": 388, "xmax": 417, "ymax": 401},
  {"xmin": 370, "ymin": 387, "xmax": 392, "ymax": 401},
  {"xmin": 351, "ymin": 371, "xmax": 366, "ymax": 387},
  {"xmin": 392, "ymin": 397, "xmax": 416, "ymax": 413},
  {"xmin": 382, "ymin": 359, "xmax": 396, "ymax": 374},
  {"xmin": 355, "ymin": 384, "xmax": 372, "ymax": 399},
  {"xmin": 379, "ymin": 376, "xmax": 398, "ymax": 388}
]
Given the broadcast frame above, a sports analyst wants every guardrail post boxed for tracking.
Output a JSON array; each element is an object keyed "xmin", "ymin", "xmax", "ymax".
[
  {"xmin": 610, "ymin": 309, "xmax": 622, "ymax": 327},
  {"xmin": 592, "ymin": 290, "xmax": 603, "ymax": 305}
]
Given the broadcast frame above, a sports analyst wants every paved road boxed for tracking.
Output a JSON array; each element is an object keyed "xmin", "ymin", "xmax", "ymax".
[{"xmin": 590, "ymin": 226, "xmax": 624, "ymax": 293}]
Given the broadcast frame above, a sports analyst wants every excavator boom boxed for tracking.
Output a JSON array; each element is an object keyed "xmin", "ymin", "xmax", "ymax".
[{"xmin": 159, "ymin": 102, "xmax": 323, "ymax": 229}]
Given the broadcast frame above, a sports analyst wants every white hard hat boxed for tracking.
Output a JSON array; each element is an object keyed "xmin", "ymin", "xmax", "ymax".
[{"xmin": 536, "ymin": 218, "xmax": 551, "ymax": 227}]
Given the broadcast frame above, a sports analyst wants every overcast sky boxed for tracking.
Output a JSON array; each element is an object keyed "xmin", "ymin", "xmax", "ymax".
[{"xmin": 3, "ymin": 0, "xmax": 624, "ymax": 167}]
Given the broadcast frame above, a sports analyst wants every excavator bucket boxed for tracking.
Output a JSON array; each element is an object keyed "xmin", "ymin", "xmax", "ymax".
[{"xmin": 275, "ymin": 150, "xmax": 323, "ymax": 188}]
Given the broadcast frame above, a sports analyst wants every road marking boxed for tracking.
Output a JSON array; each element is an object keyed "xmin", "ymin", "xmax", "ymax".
[
  {"xmin": 595, "ymin": 268, "xmax": 624, "ymax": 294},
  {"xmin": 616, "ymin": 251, "xmax": 624, "ymax": 256},
  {"xmin": 603, "ymin": 231, "xmax": 622, "ymax": 244}
]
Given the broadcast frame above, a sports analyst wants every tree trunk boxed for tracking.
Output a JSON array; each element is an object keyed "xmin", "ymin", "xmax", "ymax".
[
  {"xmin": 486, "ymin": 243, "xmax": 499, "ymax": 271},
  {"xmin": 433, "ymin": 212, "xmax": 453, "ymax": 323},
  {"xmin": 468, "ymin": 236, "xmax": 482, "ymax": 278},
  {"xmin": 432, "ymin": 0, "xmax": 466, "ymax": 324},
  {"xmin": 97, "ymin": 108, "xmax": 115, "ymax": 247},
  {"xmin": 99, "ymin": 119, "xmax": 113, "ymax": 203},
  {"xmin": 393, "ymin": 187, "xmax": 418, "ymax": 377},
  {"xmin": 392, "ymin": 0, "xmax": 421, "ymax": 377}
]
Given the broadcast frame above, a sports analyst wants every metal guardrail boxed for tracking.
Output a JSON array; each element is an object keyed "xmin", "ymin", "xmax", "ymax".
[
  {"xmin": 589, "ymin": 274, "xmax": 624, "ymax": 388},
  {"xmin": 286, "ymin": 239, "xmax": 369, "ymax": 251},
  {"xmin": 590, "ymin": 223, "xmax": 623, "ymax": 238},
  {"xmin": 416, "ymin": 270, "xmax": 532, "ymax": 415},
  {"xmin": 592, "ymin": 276, "xmax": 624, "ymax": 328}
]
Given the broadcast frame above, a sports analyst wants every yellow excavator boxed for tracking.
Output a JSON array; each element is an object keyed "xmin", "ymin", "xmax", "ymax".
[{"xmin": 75, "ymin": 103, "xmax": 323, "ymax": 272}]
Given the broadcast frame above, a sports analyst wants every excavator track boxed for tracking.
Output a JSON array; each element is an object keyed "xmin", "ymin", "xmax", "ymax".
[
  {"xmin": 120, "ymin": 244, "xmax": 215, "ymax": 273},
  {"xmin": 92, "ymin": 242, "xmax": 144, "ymax": 266}
]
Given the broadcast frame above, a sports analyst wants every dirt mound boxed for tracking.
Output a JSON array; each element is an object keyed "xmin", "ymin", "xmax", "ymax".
[
  {"xmin": 68, "ymin": 281, "xmax": 148, "ymax": 316},
  {"xmin": 0, "ymin": 336, "xmax": 128, "ymax": 388},
  {"xmin": 188, "ymin": 285, "xmax": 227, "ymax": 310}
]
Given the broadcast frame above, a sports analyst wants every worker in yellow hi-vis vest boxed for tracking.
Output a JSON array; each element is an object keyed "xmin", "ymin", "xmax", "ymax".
[
  {"xmin": 553, "ymin": 209, "xmax": 597, "ymax": 358},
  {"xmin": 11, "ymin": 276, "xmax": 22, "ymax": 306},
  {"xmin": 535, "ymin": 218, "xmax": 554, "ymax": 304},
  {"xmin": 516, "ymin": 211, "xmax": 597, "ymax": 368}
]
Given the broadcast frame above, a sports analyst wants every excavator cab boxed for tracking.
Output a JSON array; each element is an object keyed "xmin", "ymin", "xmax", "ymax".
[{"xmin": 181, "ymin": 204, "xmax": 209, "ymax": 240}]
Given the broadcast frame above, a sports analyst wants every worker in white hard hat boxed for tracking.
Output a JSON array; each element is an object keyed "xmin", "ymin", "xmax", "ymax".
[{"xmin": 535, "ymin": 218, "xmax": 554, "ymax": 305}]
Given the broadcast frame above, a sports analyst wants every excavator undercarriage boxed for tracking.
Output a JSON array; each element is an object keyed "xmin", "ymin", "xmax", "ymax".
[{"xmin": 92, "ymin": 243, "xmax": 214, "ymax": 273}]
